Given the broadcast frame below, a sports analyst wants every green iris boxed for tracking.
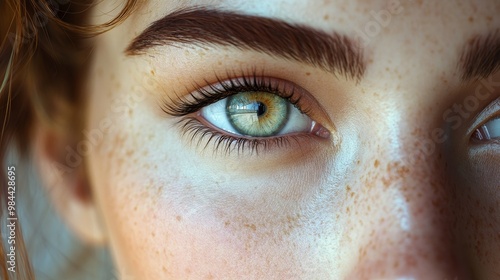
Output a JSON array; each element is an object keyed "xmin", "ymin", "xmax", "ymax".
[{"xmin": 226, "ymin": 92, "xmax": 289, "ymax": 137}]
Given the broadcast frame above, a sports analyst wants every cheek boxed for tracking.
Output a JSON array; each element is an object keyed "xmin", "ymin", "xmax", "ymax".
[
  {"xmin": 85, "ymin": 99, "xmax": 352, "ymax": 278},
  {"xmin": 450, "ymin": 148, "xmax": 500, "ymax": 276}
]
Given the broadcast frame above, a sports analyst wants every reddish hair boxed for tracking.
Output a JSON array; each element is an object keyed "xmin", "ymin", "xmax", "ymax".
[{"xmin": 0, "ymin": 0, "xmax": 138, "ymax": 278}]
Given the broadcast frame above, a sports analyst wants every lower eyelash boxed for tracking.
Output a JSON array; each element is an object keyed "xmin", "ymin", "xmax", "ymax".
[{"xmin": 177, "ymin": 117, "xmax": 308, "ymax": 156}]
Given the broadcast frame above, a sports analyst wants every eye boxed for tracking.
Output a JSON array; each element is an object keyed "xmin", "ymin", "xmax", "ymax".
[
  {"xmin": 162, "ymin": 73, "xmax": 331, "ymax": 154},
  {"xmin": 472, "ymin": 116, "xmax": 500, "ymax": 141},
  {"xmin": 200, "ymin": 91, "xmax": 316, "ymax": 137}
]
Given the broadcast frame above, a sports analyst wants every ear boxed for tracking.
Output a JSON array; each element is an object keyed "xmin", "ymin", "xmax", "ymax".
[{"xmin": 32, "ymin": 124, "xmax": 106, "ymax": 245}]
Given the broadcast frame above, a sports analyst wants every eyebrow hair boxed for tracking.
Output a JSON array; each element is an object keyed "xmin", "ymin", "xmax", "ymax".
[
  {"xmin": 126, "ymin": 7, "xmax": 365, "ymax": 80},
  {"xmin": 459, "ymin": 30, "xmax": 500, "ymax": 81}
]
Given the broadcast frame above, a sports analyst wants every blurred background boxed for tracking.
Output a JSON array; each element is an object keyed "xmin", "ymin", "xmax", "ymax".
[{"xmin": 3, "ymin": 148, "xmax": 115, "ymax": 280}]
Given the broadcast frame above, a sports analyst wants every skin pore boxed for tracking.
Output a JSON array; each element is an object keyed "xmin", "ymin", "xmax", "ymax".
[{"xmin": 34, "ymin": 0, "xmax": 500, "ymax": 279}]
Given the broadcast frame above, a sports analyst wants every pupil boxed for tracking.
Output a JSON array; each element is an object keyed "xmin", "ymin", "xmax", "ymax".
[{"xmin": 256, "ymin": 102, "xmax": 267, "ymax": 117}]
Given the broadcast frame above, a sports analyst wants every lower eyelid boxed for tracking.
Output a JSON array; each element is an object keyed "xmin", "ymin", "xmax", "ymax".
[{"xmin": 177, "ymin": 116, "xmax": 320, "ymax": 155}]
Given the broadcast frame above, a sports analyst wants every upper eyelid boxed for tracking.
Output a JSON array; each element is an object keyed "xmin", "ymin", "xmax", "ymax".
[
  {"xmin": 162, "ymin": 74, "xmax": 311, "ymax": 117},
  {"xmin": 158, "ymin": 67, "xmax": 336, "ymax": 132},
  {"xmin": 467, "ymin": 96, "xmax": 500, "ymax": 136}
]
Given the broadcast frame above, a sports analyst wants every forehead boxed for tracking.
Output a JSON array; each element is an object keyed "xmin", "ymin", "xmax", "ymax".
[
  {"xmin": 133, "ymin": 0, "xmax": 500, "ymax": 30},
  {"xmin": 124, "ymin": 0, "xmax": 500, "ymax": 62},
  {"xmin": 93, "ymin": 0, "xmax": 500, "ymax": 92}
]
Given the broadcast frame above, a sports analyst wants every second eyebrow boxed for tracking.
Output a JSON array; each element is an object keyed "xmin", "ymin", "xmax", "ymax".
[{"xmin": 126, "ymin": 7, "xmax": 365, "ymax": 81}]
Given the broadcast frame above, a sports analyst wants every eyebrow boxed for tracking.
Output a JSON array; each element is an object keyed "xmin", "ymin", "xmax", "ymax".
[
  {"xmin": 126, "ymin": 7, "xmax": 365, "ymax": 80},
  {"xmin": 459, "ymin": 30, "xmax": 500, "ymax": 81}
]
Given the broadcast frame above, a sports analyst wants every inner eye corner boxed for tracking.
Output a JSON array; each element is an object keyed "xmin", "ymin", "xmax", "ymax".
[{"xmin": 469, "ymin": 116, "xmax": 500, "ymax": 144}]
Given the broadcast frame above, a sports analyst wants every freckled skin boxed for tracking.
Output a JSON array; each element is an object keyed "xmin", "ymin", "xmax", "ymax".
[{"xmin": 82, "ymin": 0, "xmax": 500, "ymax": 279}]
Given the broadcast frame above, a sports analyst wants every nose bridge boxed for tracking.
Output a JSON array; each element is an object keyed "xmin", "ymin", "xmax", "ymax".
[{"xmin": 345, "ymin": 124, "xmax": 467, "ymax": 279}]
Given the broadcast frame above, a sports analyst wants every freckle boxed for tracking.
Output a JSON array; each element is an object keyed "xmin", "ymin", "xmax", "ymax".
[
  {"xmin": 397, "ymin": 165, "xmax": 409, "ymax": 176},
  {"xmin": 176, "ymin": 215, "xmax": 182, "ymax": 221},
  {"xmin": 305, "ymin": 72, "xmax": 311, "ymax": 76},
  {"xmin": 323, "ymin": 14, "xmax": 329, "ymax": 20},
  {"xmin": 244, "ymin": 223, "xmax": 257, "ymax": 231},
  {"xmin": 150, "ymin": 69, "xmax": 155, "ymax": 76},
  {"xmin": 382, "ymin": 177, "xmax": 390, "ymax": 188},
  {"xmin": 374, "ymin": 160, "xmax": 380, "ymax": 167},
  {"xmin": 126, "ymin": 150, "xmax": 134, "ymax": 156},
  {"xmin": 468, "ymin": 16, "xmax": 474, "ymax": 23},
  {"xmin": 224, "ymin": 221, "xmax": 231, "ymax": 226}
]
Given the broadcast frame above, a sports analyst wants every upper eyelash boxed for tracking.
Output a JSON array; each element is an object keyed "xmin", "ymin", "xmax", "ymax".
[
  {"xmin": 160, "ymin": 69, "xmax": 311, "ymax": 117},
  {"xmin": 160, "ymin": 69, "xmax": 319, "ymax": 155}
]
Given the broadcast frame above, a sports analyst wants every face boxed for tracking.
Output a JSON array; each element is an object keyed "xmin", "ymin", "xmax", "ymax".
[{"xmin": 80, "ymin": 0, "xmax": 500, "ymax": 278}]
